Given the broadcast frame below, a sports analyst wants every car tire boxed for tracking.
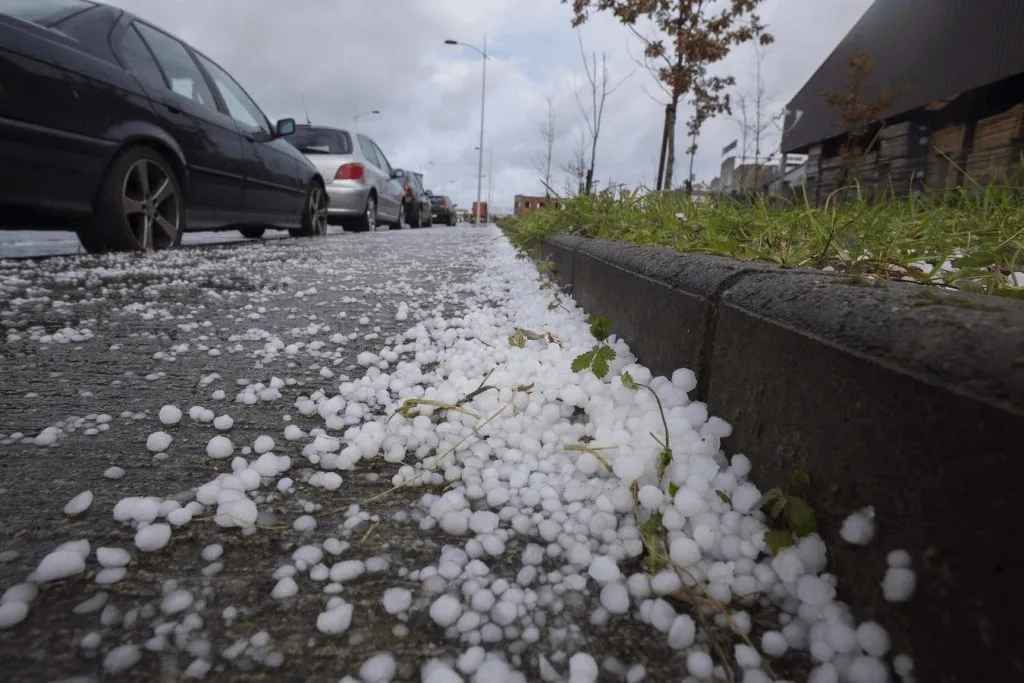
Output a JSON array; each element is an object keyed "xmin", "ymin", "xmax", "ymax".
[
  {"xmin": 409, "ymin": 202, "xmax": 422, "ymax": 228},
  {"xmin": 289, "ymin": 181, "xmax": 328, "ymax": 238},
  {"xmin": 389, "ymin": 202, "xmax": 404, "ymax": 230},
  {"xmin": 352, "ymin": 194, "xmax": 376, "ymax": 232},
  {"xmin": 425, "ymin": 212, "xmax": 433, "ymax": 227},
  {"xmin": 80, "ymin": 145, "xmax": 184, "ymax": 253},
  {"xmin": 239, "ymin": 226, "xmax": 265, "ymax": 239}
]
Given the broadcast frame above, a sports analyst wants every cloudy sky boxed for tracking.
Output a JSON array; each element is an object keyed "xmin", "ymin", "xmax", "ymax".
[{"xmin": 105, "ymin": 0, "xmax": 873, "ymax": 211}]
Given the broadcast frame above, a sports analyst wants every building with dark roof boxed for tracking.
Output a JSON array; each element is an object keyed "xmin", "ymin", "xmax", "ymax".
[{"xmin": 780, "ymin": 0, "xmax": 1024, "ymax": 201}]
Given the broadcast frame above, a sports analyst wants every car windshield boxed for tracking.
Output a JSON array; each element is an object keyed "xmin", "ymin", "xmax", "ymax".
[
  {"xmin": 430, "ymin": 196, "xmax": 445, "ymax": 205},
  {"xmin": 285, "ymin": 127, "xmax": 352, "ymax": 155}
]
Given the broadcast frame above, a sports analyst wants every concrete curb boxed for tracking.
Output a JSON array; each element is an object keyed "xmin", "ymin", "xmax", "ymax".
[{"xmin": 536, "ymin": 235, "xmax": 1024, "ymax": 682}]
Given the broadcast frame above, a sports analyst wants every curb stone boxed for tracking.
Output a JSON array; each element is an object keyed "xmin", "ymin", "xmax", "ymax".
[{"xmin": 534, "ymin": 235, "xmax": 1024, "ymax": 683}]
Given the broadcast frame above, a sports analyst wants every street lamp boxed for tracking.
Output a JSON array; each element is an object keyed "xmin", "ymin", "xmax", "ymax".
[
  {"xmin": 445, "ymin": 36, "xmax": 488, "ymax": 225},
  {"xmin": 354, "ymin": 109, "xmax": 380, "ymax": 132},
  {"xmin": 475, "ymin": 146, "xmax": 494, "ymax": 209}
]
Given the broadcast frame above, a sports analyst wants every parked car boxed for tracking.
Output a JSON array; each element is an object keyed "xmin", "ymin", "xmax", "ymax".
[
  {"xmin": 430, "ymin": 195, "xmax": 457, "ymax": 226},
  {"xmin": 394, "ymin": 170, "xmax": 431, "ymax": 228},
  {"xmin": 285, "ymin": 125, "xmax": 404, "ymax": 232},
  {"xmin": 0, "ymin": 0, "xmax": 328, "ymax": 252}
]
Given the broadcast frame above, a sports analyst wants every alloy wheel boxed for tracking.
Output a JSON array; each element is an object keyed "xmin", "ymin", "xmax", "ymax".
[
  {"xmin": 121, "ymin": 159, "xmax": 180, "ymax": 251},
  {"xmin": 366, "ymin": 197, "xmax": 377, "ymax": 231},
  {"xmin": 310, "ymin": 185, "xmax": 328, "ymax": 235}
]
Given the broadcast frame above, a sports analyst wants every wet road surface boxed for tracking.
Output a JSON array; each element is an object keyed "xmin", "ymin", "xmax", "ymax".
[{"xmin": 0, "ymin": 226, "xmax": 681, "ymax": 683}]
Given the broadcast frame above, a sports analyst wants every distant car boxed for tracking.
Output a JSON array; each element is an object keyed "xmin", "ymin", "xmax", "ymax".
[
  {"xmin": 395, "ymin": 170, "xmax": 431, "ymax": 228},
  {"xmin": 0, "ymin": 0, "xmax": 328, "ymax": 252},
  {"xmin": 285, "ymin": 125, "xmax": 404, "ymax": 232},
  {"xmin": 430, "ymin": 195, "xmax": 456, "ymax": 226}
]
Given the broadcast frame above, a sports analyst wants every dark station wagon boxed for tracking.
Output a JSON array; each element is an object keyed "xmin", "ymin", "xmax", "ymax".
[{"xmin": 0, "ymin": 0, "xmax": 328, "ymax": 252}]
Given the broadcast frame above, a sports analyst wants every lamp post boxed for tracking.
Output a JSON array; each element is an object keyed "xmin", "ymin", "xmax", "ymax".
[
  {"xmin": 354, "ymin": 109, "xmax": 380, "ymax": 132},
  {"xmin": 445, "ymin": 36, "xmax": 488, "ymax": 225},
  {"xmin": 474, "ymin": 146, "xmax": 493, "ymax": 209}
]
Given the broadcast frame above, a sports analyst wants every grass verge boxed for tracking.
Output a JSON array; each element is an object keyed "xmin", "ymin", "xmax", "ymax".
[{"xmin": 499, "ymin": 183, "xmax": 1024, "ymax": 298}]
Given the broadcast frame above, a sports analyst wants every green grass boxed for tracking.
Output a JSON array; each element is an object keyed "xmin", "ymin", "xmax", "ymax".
[{"xmin": 499, "ymin": 183, "xmax": 1024, "ymax": 299}]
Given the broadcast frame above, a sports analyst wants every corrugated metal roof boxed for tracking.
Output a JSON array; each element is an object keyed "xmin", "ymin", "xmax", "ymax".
[{"xmin": 780, "ymin": 0, "xmax": 1024, "ymax": 154}]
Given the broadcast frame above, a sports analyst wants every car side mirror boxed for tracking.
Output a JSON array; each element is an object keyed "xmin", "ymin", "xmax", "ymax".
[
  {"xmin": 275, "ymin": 118, "xmax": 296, "ymax": 137},
  {"xmin": 392, "ymin": 169, "xmax": 405, "ymax": 179}
]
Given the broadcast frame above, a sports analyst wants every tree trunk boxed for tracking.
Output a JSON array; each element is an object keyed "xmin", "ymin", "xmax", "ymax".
[
  {"xmin": 686, "ymin": 129, "xmax": 697, "ymax": 195},
  {"xmin": 664, "ymin": 103, "xmax": 678, "ymax": 190},
  {"xmin": 655, "ymin": 102, "xmax": 672, "ymax": 191}
]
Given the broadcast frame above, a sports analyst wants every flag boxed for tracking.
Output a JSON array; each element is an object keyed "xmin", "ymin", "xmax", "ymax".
[{"xmin": 722, "ymin": 139, "xmax": 738, "ymax": 156}]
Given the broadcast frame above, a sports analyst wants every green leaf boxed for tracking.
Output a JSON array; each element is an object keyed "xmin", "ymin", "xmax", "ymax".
[
  {"xmin": 789, "ymin": 469, "xmax": 811, "ymax": 488},
  {"xmin": 587, "ymin": 314, "xmax": 614, "ymax": 342},
  {"xmin": 765, "ymin": 528, "xmax": 794, "ymax": 555},
  {"xmin": 715, "ymin": 489, "xmax": 731, "ymax": 504},
  {"xmin": 952, "ymin": 251, "xmax": 996, "ymax": 269},
  {"xmin": 620, "ymin": 371, "xmax": 638, "ymax": 391},
  {"xmin": 508, "ymin": 330, "xmax": 527, "ymax": 348},
  {"xmin": 770, "ymin": 496, "xmax": 788, "ymax": 519},
  {"xmin": 754, "ymin": 487, "xmax": 784, "ymax": 511},
  {"xmin": 668, "ymin": 482, "xmax": 679, "ymax": 497},
  {"xmin": 591, "ymin": 345, "xmax": 616, "ymax": 379},
  {"xmin": 571, "ymin": 350, "xmax": 595, "ymax": 374},
  {"xmin": 657, "ymin": 447, "xmax": 673, "ymax": 477},
  {"xmin": 548, "ymin": 300, "xmax": 560, "ymax": 311},
  {"xmin": 784, "ymin": 495, "xmax": 818, "ymax": 537}
]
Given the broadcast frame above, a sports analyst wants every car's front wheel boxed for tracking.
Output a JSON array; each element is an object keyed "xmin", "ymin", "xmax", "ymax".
[
  {"xmin": 289, "ymin": 182, "xmax": 328, "ymax": 237},
  {"xmin": 80, "ymin": 145, "xmax": 184, "ymax": 253}
]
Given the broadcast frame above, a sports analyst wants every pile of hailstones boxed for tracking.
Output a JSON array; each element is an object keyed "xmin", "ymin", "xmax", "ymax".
[{"xmin": 279, "ymin": 280, "xmax": 915, "ymax": 682}]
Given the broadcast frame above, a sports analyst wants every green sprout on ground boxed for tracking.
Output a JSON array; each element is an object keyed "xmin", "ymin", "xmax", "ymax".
[
  {"xmin": 572, "ymin": 314, "xmax": 616, "ymax": 378},
  {"xmin": 756, "ymin": 469, "xmax": 819, "ymax": 554}
]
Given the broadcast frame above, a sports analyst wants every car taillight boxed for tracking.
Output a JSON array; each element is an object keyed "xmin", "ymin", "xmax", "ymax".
[
  {"xmin": 335, "ymin": 163, "xmax": 364, "ymax": 180},
  {"xmin": 403, "ymin": 184, "xmax": 413, "ymax": 198}
]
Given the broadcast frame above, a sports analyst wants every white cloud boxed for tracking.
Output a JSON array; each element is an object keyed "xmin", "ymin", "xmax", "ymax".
[{"xmin": 105, "ymin": 0, "xmax": 872, "ymax": 210}]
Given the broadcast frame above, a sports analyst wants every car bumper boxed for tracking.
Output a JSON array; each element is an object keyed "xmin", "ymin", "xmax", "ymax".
[{"xmin": 324, "ymin": 183, "xmax": 369, "ymax": 217}]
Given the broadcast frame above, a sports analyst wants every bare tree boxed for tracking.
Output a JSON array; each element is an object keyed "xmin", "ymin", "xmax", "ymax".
[
  {"xmin": 532, "ymin": 97, "xmax": 558, "ymax": 196},
  {"xmin": 565, "ymin": 0, "xmax": 772, "ymax": 193},
  {"xmin": 573, "ymin": 30, "xmax": 631, "ymax": 195},
  {"xmin": 559, "ymin": 129, "xmax": 590, "ymax": 196},
  {"xmin": 731, "ymin": 41, "xmax": 777, "ymax": 180},
  {"xmin": 822, "ymin": 50, "xmax": 905, "ymax": 170}
]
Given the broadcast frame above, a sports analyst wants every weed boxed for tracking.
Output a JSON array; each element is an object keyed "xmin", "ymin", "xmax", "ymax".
[{"xmin": 503, "ymin": 182, "xmax": 1024, "ymax": 298}]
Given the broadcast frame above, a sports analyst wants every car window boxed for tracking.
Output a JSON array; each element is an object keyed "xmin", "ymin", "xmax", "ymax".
[
  {"xmin": 194, "ymin": 53, "xmax": 269, "ymax": 133},
  {"xmin": 133, "ymin": 22, "xmax": 217, "ymax": 112},
  {"xmin": 0, "ymin": 0, "xmax": 94, "ymax": 25},
  {"xmin": 49, "ymin": 4, "xmax": 119, "ymax": 62},
  {"xmin": 357, "ymin": 135, "xmax": 381, "ymax": 168},
  {"xmin": 118, "ymin": 24, "xmax": 166, "ymax": 89},
  {"xmin": 286, "ymin": 127, "xmax": 353, "ymax": 155},
  {"xmin": 334, "ymin": 131, "xmax": 353, "ymax": 154},
  {"xmin": 370, "ymin": 141, "xmax": 393, "ymax": 175}
]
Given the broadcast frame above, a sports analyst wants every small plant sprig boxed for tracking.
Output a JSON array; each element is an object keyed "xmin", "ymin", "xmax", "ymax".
[
  {"xmin": 508, "ymin": 328, "xmax": 563, "ymax": 348},
  {"xmin": 571, "ymin": 314, "xmax": 616, "ymax": 378},
  {"xmin": 757, "ymin": 469, "xmax": 819, "ymax": 554}
]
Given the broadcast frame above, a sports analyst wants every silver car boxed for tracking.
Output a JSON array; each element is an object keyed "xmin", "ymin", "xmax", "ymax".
[{"xmin": 285, "ymin": 125, "xmax": 404, "ymax": 231}]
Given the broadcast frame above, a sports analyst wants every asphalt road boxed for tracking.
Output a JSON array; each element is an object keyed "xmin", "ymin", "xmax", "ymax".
[
  {"xmin": 0, "ymin": 226, "xmax": 681, "ymax": 683},
  {"xmin": 0, "ymin": 227, "xmax": 295, "ymax": 260}
]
